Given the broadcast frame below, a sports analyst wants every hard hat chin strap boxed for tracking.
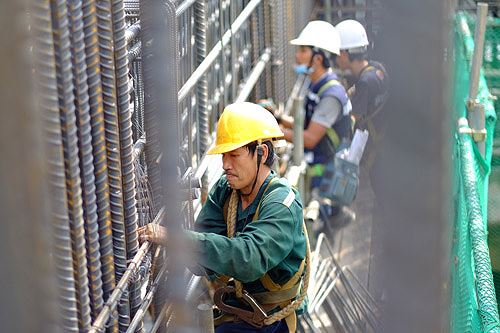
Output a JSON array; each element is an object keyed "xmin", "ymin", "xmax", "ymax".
[{"xmin": 239, "ymin": 144, "xmax": 263, "ymax": 197}]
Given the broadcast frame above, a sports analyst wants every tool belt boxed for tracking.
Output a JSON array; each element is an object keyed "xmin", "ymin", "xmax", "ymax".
[{"xmin": 213, "ymin": 283, "xmax": 301, "ymax": 329}]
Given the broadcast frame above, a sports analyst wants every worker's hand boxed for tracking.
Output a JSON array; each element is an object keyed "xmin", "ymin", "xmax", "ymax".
[
  {"xmin": 257, "ymin": 98, "xmax": 276, "ymax": 113},
  {"xmin": 137, "ymin": 224, "xmax": 167, "ymax": 245}
]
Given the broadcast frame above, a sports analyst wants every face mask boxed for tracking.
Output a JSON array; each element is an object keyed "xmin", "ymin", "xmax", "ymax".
[{"xmin": 294, "ymin": 64, "xmax": 313, "ymax": 75}]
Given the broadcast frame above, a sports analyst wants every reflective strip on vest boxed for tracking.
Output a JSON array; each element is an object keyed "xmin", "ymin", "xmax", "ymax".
[
  {"xmin": 318, "ymin": 79, "xmax": 343, "ymax": 149},
  {"xmin": 317, "ymin": 79, "xmax": 341, "ymax": 97}
]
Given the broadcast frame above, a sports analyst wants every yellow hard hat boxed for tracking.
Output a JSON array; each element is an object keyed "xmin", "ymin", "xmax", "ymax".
[{"xmin": 207, "ymin": 102, "xmax": 284, "ymax": 155}]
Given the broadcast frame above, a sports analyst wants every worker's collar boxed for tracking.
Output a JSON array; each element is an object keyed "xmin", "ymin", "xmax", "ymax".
[
  {"xmin": 351, "ymin": 60, "xmax": 370, "ymax": 77},
  {"xmin": 237, "ymin": 171, "xmax": 276, "ymax": 222},
  {"xmin": 309, "ymin": 71, "xmax": 338, "ymax": 94}
]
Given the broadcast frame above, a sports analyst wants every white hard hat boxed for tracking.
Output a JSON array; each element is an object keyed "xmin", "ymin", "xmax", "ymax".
[
  {"xmin": 290, "ymin": 20, "xmax": 341, "ymax": 55},
  {"xmin": 335, "ymin": 19, "xmax": 369, "ymax": 51}
]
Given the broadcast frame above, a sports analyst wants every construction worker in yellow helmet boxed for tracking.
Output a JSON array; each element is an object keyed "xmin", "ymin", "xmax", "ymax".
[{"xmin": 138, "ymin": 102, "xmax": 309, "ymax": 332}]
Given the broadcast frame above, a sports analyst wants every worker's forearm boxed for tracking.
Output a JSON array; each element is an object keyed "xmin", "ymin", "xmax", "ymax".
[
  {"xmin": 183, "ymin": 230, "xmax": 270, "ymax": 282},
  {"xmin": 282, "ymin": 127, "xmax": 317, "ymax": 149},
  {"xmin": 282, "ymin": 127, "xmax": 293, "ymax": 142},
  {"xmin": 279, "ymin": 114, "xmax": 294, "ymax": 129}
]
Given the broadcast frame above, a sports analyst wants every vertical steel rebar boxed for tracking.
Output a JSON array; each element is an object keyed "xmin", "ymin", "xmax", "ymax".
[
  {"xmin": 194, "ymin": 0, "xmax": 211, "ymax": 202},
  {"xmin": 82, "ymin": 0, "xmax": 117, "ymax": 316},
  {"xmin": 67, "ymin": 0, "xmax": 105, "ymax": 321},
  {"xmin": 110, "ymin": 0, "xmax": 142, "ymax": 330},
  {"xmin": 270, "ymin": 0, "xmax": 285, "ymax": 105},
  {"xmin": 250, "ymin": 2, "xmax": 260, "ymax": 99},
  {"xmin": 194, "ymin": 0, "xmax": 209, "ymax": 156},
  {"xmin": 131, "ymin": 61, "xmax": 140, "ymax": 142},
  {"xmin": 139, "ymin": 8, "xmax": 162, "ymax": 217},
  {"xmin": 263, "ymin": 0, "xmax": 273, "ymax": 98},
  {"xmin": 136, "ymin": 60, "xmax": 145, "ymax": 141},
  {"xmin": 283, "ymin": 0, "xmax": 293, "ymax": 97},
  {"xmin": 33, "ymin": 1, "xmax": 80, "ymax": 331},
  {"xmin": 229, "ymin": 0, "xmax": 238, "ymax": 101},
  {"xmin": 50, "ymin": 0, "xmax": 92, "ymax": 329},
  {"xmin": 96, "ymin": 0, "xmax": 131, "ymax": 330}
]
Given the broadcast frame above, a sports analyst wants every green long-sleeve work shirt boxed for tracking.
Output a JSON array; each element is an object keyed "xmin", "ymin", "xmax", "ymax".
[{"xmin": 184, "ymin": 171, "xmax": 306, "ymax": 294}]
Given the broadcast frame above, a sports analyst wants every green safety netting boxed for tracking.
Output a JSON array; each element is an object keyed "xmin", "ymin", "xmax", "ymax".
[
  {"xmin": 451, "ymin": 12, "xmax": 499, "ymax": 333},
  {"xmin": 484, "ymin": 12, "xmax": 500, "ymax": 333}
]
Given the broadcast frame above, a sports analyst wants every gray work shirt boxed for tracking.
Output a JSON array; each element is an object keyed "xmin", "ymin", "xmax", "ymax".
[{"xmin": 310, "ymin": 95, "xmax": 342, "ymax": 128}]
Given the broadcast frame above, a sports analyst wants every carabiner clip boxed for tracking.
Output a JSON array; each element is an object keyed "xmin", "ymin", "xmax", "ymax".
[{"xmin": 213, "ymin": 286, "xmax": 269, "ymax": 328}]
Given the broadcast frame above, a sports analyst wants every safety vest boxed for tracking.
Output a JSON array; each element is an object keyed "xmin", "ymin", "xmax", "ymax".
[
  {"xmin": 218, "ymin": 177, "xmax": 307, "ymax": 331},
  {"xmin": 304, "ymin": 72, "xmax": 353, "ymax": 165}
]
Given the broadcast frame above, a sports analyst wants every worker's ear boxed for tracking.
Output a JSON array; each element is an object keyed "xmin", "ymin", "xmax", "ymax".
[
  {"xmin": 312, "ymin": 53, "xmax": 323, "ymax": 66},
  {"xmin": 259, "ymin": 144, "xmax": 269, "ymax": 165}
]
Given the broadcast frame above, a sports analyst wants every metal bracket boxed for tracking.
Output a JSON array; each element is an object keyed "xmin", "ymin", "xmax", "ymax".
[
  {"xmin": 465, "ymin": 100, "xmax": 487, "ymax": 143},
  {"xmin": 458, "ymin": 126, "xmax": 487, "ymax": 142}
]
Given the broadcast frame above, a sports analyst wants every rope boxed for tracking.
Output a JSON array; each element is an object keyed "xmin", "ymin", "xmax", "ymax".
[
  {"xmin": 226, "ymin": 189, "xmax": 244, "ymax": 298},
  {"xmin": 225, "ymin": 189, "xmax": 311, "ymax": 325}
]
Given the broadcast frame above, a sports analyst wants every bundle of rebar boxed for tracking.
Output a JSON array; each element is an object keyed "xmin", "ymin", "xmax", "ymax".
[{"xmin": 31, "ymin": 0, "xmax": 145, "ymax": 331}]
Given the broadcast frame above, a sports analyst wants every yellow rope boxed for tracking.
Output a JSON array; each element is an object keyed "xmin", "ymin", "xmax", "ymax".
[
  {"xmin": 226, "ymin": 190, "xmax": 238, "ymax": 239},
  {"xmin": 226, "ymin": 190, "xmax": 244, "ymax": 298},
  {"xmin": 225, "ymin": 189, "xmax": 311, "ymax": 325}
]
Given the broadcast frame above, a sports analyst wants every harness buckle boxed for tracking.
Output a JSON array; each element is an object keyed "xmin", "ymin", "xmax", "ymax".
[{"xmin": 213, "ymin": 286, "xmax": 269, "ymax": 328}]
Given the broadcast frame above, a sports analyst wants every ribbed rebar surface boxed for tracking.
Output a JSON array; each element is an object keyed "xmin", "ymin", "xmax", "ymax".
[
  {"xmin": 50, "ymin": 0, "xmax": 92, "ymax": 329},
  {"xmin": 139, "ymin": 0, "xmax": 162, "ymax": 216},
  {"xmin": 111, "ymin": 0, "xmax": 142, "ymax": 330},
  {"xmin": 263, "ymin": 0, "xmax": 272, "ymax": 98},
  {"xmin": 34, "ymin": 1, "xmax": 80, "ymax": 331},
  {"xmin": 194, "ymin": 0, "xmax": 211, "ymax": 203},
  {"xmin": 67, "ymin": 0, "xmax": 105, "ymax": 321},
  {"xmin": 128, "ymin": 41, "xmax": 142, "ymax": 63},
  {"xmin": 270, "ymin": 0, "xmax": 285, "ymax": 105},
  {"xmin": 96, "ymin": 0, "xmax": 131, "ymax": 330},
  {"xmin": 82, "ymin": 0, "xmax": 117, "ymax": 315}
]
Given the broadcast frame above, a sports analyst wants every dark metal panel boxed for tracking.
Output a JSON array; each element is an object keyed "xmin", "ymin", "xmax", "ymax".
[
  {"xmin": 28, "ymin": 0, "xmax": 76, "ymax": 331},
  {"xmin": 372, "ymin": 1, "xmax": 452, "ymax": 332}
]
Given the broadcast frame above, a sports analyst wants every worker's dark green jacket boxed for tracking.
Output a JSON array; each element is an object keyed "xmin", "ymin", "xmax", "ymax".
[{"xmin": 185, "ymin": 171, "xmax": 306, "ymax": 295}]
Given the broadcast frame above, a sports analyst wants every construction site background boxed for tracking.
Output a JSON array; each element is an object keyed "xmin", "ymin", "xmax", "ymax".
[{"xmin": 1, "ymin": 0, "xmax": 500, "ymax": 332}]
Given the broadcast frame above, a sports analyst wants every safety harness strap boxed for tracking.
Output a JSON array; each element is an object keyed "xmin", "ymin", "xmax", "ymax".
[{"xmin": 219, "ymin": 177, "xmax": 305, "ymax": 332}]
